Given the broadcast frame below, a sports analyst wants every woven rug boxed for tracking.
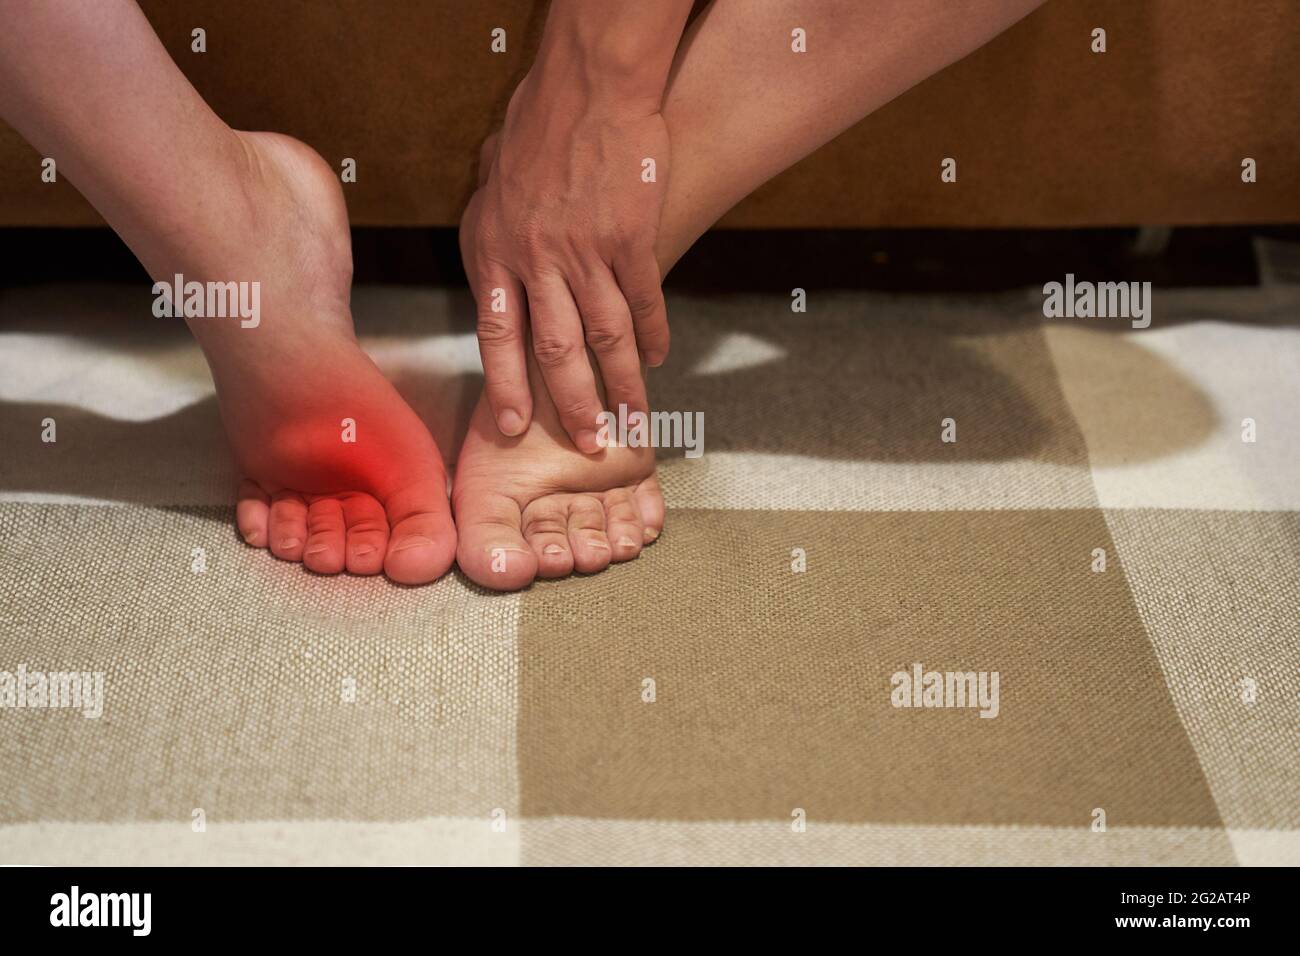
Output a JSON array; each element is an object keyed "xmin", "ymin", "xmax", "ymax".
[{"xmin": 1, "ymin": 278, "xmax": 1296, "ymax": 865}]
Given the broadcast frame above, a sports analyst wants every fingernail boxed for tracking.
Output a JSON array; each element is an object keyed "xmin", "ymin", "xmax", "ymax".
[
  {"xmin": 575, "ymin": 429, "xmax": 600, "ymax": 454},
  {"xmin": 646, "ymin": 351, "xmax": 666, "ymax": 368},
  {"xmin": 543, "ymin": 544, "xmax": 565, "ymax": 556},
  {"xmin": 279, "ymin": 538, "xmax": 301, "ymax": 551},
  {"xmin": 498, "ymin": 408, "xmax": 526, "ymax": 436},
  {"xmin": 391, "ymin": 535, "xmax": 434, "ymax": 553}
]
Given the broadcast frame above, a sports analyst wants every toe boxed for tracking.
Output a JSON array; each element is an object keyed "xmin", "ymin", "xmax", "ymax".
[
  {"xmin": 235, "ymin": 480, "xmax": 270, "ymax": 548},
  {"xmin": 634, "ymin": 474, "xmax": 665, "ymax": 543},
  {"xmin": 522, "ymin": 496, "xmax": 574, "ymax": 579},
  {"xmin": 302, "ymin": 497, "xmax": 347, "ymax": 575},
  {"xmin": 602, "ymin": 487, "xmax": 644, "ymax": 562},
  {"xmin": 567, "ymin": 495, "xmax": 612, "ymax": 574},
  {"xmin": 454, "ymin": 487, "xmax": 537, "ymax": 590},
  {"xmin": 341, "ymin": 493, "xmax": 388, "ymax": 576},
  {"xmin": 382, "ymin": 478, "xmax": 457, "ymax": 585},
  {"xmin": 269, "ymin": 490, "xmax": 309, "ymax": 562}
]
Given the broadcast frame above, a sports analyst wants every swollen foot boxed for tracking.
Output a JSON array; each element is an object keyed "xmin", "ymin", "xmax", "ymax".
[{"xmin": 168, "ymin": 131, "xmax": 455, "ymax": 584}]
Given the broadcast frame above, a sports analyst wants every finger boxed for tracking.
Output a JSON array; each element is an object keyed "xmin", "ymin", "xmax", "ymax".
[
  {"xmin": 474, "ymin": 264, "xmax": 532, "ymax": 437},
  {"xmin": 572, "ymin": 270, "xmax": 649, "ymax": 423},
  {"xmin": 613, "ymin": 247, "xmax": 669, "ymax": 367},
  {"xmin": 526, "ymin": 274, "xmax": 604, "ymax": 454}
]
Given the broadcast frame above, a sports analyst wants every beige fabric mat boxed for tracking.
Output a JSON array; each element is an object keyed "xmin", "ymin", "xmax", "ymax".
[{"xmin": 1, "ymin": 282, "xmax": 1296, "ymax": 865}]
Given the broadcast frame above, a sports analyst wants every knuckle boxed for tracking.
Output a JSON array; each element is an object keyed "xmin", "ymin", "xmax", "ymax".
[
  {"xmin": 476, "ymin": 314, "xmax": 519, "ymax": 345},
  {"xmin": 624, "ymin": 287, "xmax": 663, "ymax": 319},
  {"xmin": 607, "ymin": 381, "xmax": 643, "ymax": 404},
  {"xmin": 584, "ymin": 321, "xmax": 632, "ymax": 353},
  {"xmin": 638, "ymin": 324, "xmax": 670, "ymax": 350},
  {"xmin": 532, "ymin": 334, "xmax": 579, "ymax": 367},
  {"xmin": 518, "ymin": 235, "xmax": 548, "ymax": 265},
  {"xmin": 557, "ymin": 397, "xmax": 596, "ymax": 422}
]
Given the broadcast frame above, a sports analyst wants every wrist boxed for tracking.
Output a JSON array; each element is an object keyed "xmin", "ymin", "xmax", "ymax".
[{"xmin": 532, "ymin": 17, "xmax": 672, "ymax": 112}]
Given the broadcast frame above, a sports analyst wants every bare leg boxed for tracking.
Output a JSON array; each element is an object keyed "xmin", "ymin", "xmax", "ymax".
[
  {"xmin": 654, "ymin": 0, "xmax": 1048, "ymax": 272},
  {"xmin": 453, "ymin": 0, "xmax": 1046, "ymax": 590},
  {"xmin": 0, "ymin": 0, "xmax": 456, "ymax": 583}
]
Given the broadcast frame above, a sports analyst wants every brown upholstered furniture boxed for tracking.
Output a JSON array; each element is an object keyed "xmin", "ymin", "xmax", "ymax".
[{"xmin": 1, "ymin": 0, "xmax": 1296, "ymax": 228}]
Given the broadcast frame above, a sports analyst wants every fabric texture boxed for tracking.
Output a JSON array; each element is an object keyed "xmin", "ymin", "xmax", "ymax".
[{"xmin": 0, "ymin": 280, "xmax": 1296, "ymax": 865}]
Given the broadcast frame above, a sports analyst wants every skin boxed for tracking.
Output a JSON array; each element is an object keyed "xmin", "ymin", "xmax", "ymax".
[
  {"xmin": 0, "ymin": 0, "xmax": 1047, "ymax": 591},
  {"xmin": 0, "ymin": 0, "xmax": 456, "ymax": 584},
  {"xmin": 651, "ymin": 0, "xmax": 1050, "ymax": 272},
  {"xmin": 465, "ymin": 0, "xmax": 694, "ymax": 450},
  {"xmin": 455, "ymin": 0, "xmax": 1049, "ymax": 591}
]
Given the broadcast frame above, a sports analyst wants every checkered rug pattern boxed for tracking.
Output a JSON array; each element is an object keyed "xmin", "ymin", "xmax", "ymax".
[{"xmin": 1, "ymin": 278, "xmax": 1296, "ymax": 865}]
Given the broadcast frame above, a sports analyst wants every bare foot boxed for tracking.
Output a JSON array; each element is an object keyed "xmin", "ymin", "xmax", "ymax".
[
  {"xmin": 184, "ymin": 131, "xmax": 455, "ymax": 584},
  {"xmin": 452, "ymin": 384, "xmax": 664, "ymax": 591},
  {"xmin": 455, "ymin": 133, "xmax": 663, "ymax": 590}
]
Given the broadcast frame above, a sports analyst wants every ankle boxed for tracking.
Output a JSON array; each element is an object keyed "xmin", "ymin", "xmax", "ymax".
[{"xmin": 110, "ymin": 125, "xmax": 263, "ymax": 280}]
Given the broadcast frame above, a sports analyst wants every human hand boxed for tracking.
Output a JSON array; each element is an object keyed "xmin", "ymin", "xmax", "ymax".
[{"xmin": 460, "ymin": 72, "xmax": 670, "ymax": 452}]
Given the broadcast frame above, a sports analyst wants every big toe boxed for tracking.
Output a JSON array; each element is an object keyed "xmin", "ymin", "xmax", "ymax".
[
  {"xmin": 454, "ymin": 486, "xmax": 538, "ymax": 591},
  {"xmin": 382, "ymin": 479, "xmax": 457, "ymax": 585}
]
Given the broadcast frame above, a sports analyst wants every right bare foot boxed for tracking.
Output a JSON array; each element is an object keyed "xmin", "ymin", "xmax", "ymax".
[
  {"xmin": 453, "ymin": 382, "xmax": 665, "ymax": 591},
  {"xmin": 454, "ymin": 140, "xmax": 664, "ymax": 590},
  {"xmin": 162, "ymin": 130, "xmax": 456, "ymax": 584}
]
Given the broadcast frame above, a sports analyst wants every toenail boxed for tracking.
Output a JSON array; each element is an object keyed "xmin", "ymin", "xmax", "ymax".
[
  {"xmin": 643, "ymin": 527, "xmax": 659, "ymax": 542},
  {"xmin": 543, "ymin": 544, "xmax": 565, "ymax": 556},
  {"xmin": 305, "ymin": 544, "xmax": 330, "ymax": 556},
  {"xmin": 353, "ymin": 545, "xmax": 377, "ymax": 556},
  {"xmin": 617, "ymin": 536, "xmax": 637, "ymax": 550},
  {"xmin": 586, "ymin": 539, "xmax": 610, "ymax": 551},
  {"xmin": 280, "ymin": 538, "xmax": 301, "ymax": 550},
  {"xmin": 391, "ymin": 535, "xmax": 434, "ymax": 553}
]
